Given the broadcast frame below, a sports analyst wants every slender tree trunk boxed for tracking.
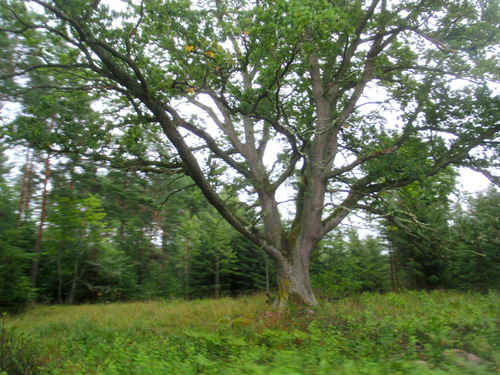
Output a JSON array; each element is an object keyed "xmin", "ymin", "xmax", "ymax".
[
  {"xmin": 474, "ymin": 239, "xmax": 488, "ymax": 294},
  {"xmin": 57, "ymin": 245, "xmax": 63, "ymax": 304},
  {"xmin": 68, "ymin": 221, "xmax": 87, "ymax": 305},
  {"xmin": 214, "ymin": 252, "xmax": 220, "ymax": 299},
  {"xmin": 119, "ymin": 176, "xmax": 128, "ymax": 242},
  {"xmin": 390, "ymin": 248, "xmax": 396, "ymax": 292},
  {"xmin": 160, "ymin": 224, "xmax": 168, "ymax": 276},
  {"xmin": 184, "ymin": 238, "xmax": 189, "ymax": 301},
  {"xmin": 120, "ymin": 220, "xmax": 126, "ymax": 242},
  {"xmin": 17, "ymin": 151, "xmax": 34, "ymax": 229},
  {"xmin": 67, "ymin": 256, "xmax": 79, "ymax": 304},
  {"xmin": 30, "ymin": 153, "xmax": 51, "ymax": 288}
]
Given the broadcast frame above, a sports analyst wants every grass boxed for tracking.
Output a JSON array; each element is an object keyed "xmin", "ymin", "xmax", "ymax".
[{"xmin": 2, "ymin": 291, "xmax": 499, "ymax": 374}]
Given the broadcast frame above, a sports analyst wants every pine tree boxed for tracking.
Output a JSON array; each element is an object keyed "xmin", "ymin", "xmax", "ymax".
[{"xmin": 0, "ymin": 147, "xmax": 32, "ymax": 312}]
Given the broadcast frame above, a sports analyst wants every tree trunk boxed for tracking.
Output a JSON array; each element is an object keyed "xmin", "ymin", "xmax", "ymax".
[
  {"xmin": 273, "ymin": 249, "xmax": 318, "ymax": 308},
  {"xmin": 214, "ymin": 252, "xmax": 220, "ymax": 299},
  {"xmin": 184, "ymin": 238, "xmax": 190, "ymax": 301},
  {"xmin": 67, "ymin": 256, "xmax": 79, "ymax": 304},
  {"xmin": 57, "ymin": 245, "xmax": 63, "ymax": 304},
  {"xmin": 160, "ymin": 222, "xmax": 168, "ymax": 276},
  {"xmin": 389, "ymin": 247, "xmax": 396, "ymax": 292},
  {"xmin": 17, "ymin": 151, "xmax": 34, "ymax": 230},
  {"xmin": 264, "ymin": 253, "xmax": 270, "ymax": 294},
  {"xmin": 474, "ymin": 239, "xmax": 488, "ymax": 294},
  {"xmin": 30, "ymin": 154, "xmax": 51, "ymax": 288}
]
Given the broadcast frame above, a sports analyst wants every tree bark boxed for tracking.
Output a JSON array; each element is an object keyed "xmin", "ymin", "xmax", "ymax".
[
  {"xmin": 214, "ymin": 252, "xmax": 220, "ymax": 299},
  {"xmin": 184, "ymin": 238, "xmax": 190, "ymax": 301},
  {"xmin": 264, "ymin": 253, "xmax": 270, "ymax": 294},
  {"xmin": 57, "ymin": 244, "xmax": 63, "ymax": 304},
  {"xmin": 274, "ymin": 257, "xmax": 318, "ymax": 307},
  {"xmin": 17, "ymin": 151, "xmax": 34, "ymax": 230},
  {"xmin": 67, "ymin": 256, "xmax": 79, "ymax": 304},
  {"xmin": 272, "ymin": 240, "xmax": 319, "ymax": 307},
  {"xmin": 30, "ymin": 153, "xmax": 51, "ymax": 288}
]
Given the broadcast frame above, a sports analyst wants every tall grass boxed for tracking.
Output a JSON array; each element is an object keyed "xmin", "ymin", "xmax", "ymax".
[
  {"xmin": 3, "ymin": 291, "xmax": 499, "ymax": 374},
  {"xmin": 1, "ymin": 313, "xmax": 42, "ymax": 375},
  {"xmin": 6, "ymin": 295, "xmax": 266, "ymax": 334}
]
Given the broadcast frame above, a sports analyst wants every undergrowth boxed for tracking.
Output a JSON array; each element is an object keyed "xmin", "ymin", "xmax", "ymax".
[
  {"xmin": 3, "ymin": 291, "xmax": 499, "ymax": 374},
  {"xmin": 1, "ymin": 313, "xmax": 42, "ymax": 375}
]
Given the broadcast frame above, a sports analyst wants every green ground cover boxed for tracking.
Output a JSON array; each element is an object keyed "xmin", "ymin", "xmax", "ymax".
[{"xmin": 2, "ymin": 291, "xmax": 499, "ymax": 374}]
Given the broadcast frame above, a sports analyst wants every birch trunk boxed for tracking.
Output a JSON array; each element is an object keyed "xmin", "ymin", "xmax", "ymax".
[{"xmin": 30, "ymin": 154, "xmax": 51, "ymax": 288}]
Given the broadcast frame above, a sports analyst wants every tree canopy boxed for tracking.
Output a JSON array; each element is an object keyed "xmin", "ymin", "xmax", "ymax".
[{"xmin": 1, "ymin": 0, "xmax": 499, "ymax": 306}]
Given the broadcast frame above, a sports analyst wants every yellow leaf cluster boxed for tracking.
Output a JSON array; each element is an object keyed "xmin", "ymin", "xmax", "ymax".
[
  {"xmin": 187, "ymin": 87, "xmax": 196, "ymax": 94},
  {"xmin": 205, "ymin": 51, "xmax": 215, "ymax": 58},
  {"xmin": 185, "ymin": 45, "xmax": 195, "ymax": 52}
]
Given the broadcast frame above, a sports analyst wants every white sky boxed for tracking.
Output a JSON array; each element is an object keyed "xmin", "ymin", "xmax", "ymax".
[{"xmin": 458, "ymin": 168, "xmax": 492, "ymax": 193}]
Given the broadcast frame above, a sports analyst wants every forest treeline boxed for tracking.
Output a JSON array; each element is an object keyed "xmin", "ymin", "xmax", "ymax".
[{"xmin": 1, "ymin": 144, "xmax": 499, "ymax": 313}]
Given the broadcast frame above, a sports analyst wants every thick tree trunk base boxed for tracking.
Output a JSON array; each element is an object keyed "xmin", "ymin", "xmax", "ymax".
[{"xmin": 273, "ymin": 259, "xmax": 318, "ymax": 308}]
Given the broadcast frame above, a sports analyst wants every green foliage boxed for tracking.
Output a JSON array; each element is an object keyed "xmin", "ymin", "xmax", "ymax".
[
  {"xmin": 3, "ymin": 291, "xmax": 500, "ymax": 374},
  {"xmin": 377, "ymin": 181, "xmax": 499, "ymax": 292},
  {"xmin": 0, "ymin": 314, "xmax": 41, "ymax": 375},
  {"xmin": 445, "ymin": 187, "xmax": 500, "ymax": 292},
  {"xmin": 0, "ymin": 239, "xmax": 31, "ymax": 314},
  {"xmin": 189, "ymin": 210, "xmax": 238, "ymax": 298},
  {"xmin": 0, "ymin": 142, "xmax": 274, "ymax": 305},
  {"xmin": 2, "ymin": 0, "xmax": 500, "ymax": 308},
  {"xmin": 41, "ymin": 189, "xmax": 131, "ymax": 304},
  {"xmin": 229, "ymin": 234, "xmax": 274, "ymax": 295},
  {"xmin": 173, "ymin": 190, "xmax": 269, "ymax": 299},
  {"xmin": 379, "ymin": 170, "xmax": 458, "ymax": 290},
  {"xmin": 0, "ymin": 149, "xmax": 32, "ymax": 313},
  {"xmin": 311, "ymin": 230, "xmax": 389, "ymax": 298}
]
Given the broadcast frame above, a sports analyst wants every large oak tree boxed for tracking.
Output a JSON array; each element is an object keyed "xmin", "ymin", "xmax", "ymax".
[{"xmin": 1, "ymin": 0, "xmax": 499, "ymax": 306}]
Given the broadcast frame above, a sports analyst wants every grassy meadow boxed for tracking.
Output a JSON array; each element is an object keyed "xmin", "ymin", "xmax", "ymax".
[{"xmin": 2, "ymin": 291, "xmax": 500, "ymax": 374}]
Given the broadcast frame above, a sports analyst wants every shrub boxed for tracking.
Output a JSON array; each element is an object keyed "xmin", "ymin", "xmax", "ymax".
[
  {"xmin": 0, "ymin": 314, "xmax": 41, "ymax": 375},
  {"xmin": 0, "ymin": 241, "xmax": 32, "ymax": 314}
]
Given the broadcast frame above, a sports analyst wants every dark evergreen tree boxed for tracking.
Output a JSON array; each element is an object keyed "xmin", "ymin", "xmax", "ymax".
[
  {"xmin": 189, "ymin": 211, "xmax": 235, "ymax": 298},
  {"xmin": 229, "ymin": 234, "xmax": 274, "ymax": 296},
  {"xmin": 378, "ymin": 171, "xmax": 457, "ymax": 290},
  {"xmin": 446, "ymin": 187, "xmax": 500, "ymax": 292},
  {"xmin": 311, "ymin": 229, "xmax": 389, "ymax": 299},
  {"xmin": 0, "ymin": 147, "xmax": 32, "ymax": 312}
]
